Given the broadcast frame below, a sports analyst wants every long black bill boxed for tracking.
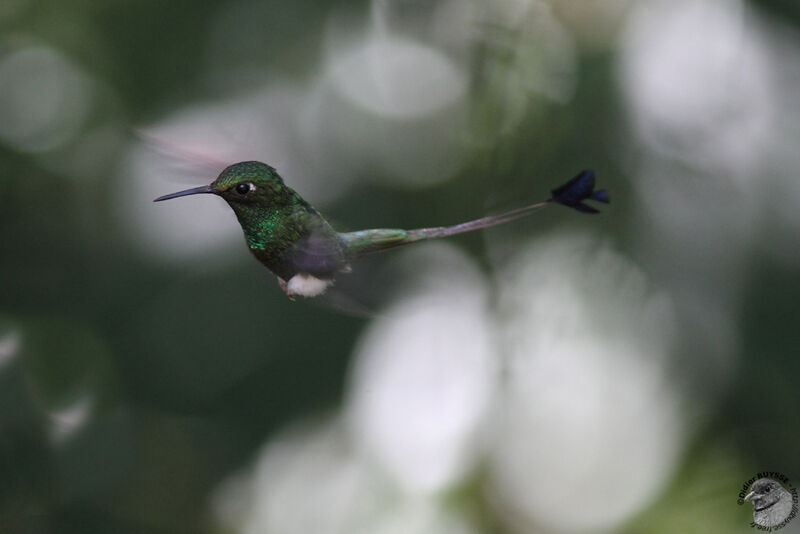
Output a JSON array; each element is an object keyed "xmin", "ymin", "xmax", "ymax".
[{"xmin": 153, "ymin": 185, "xmax": 216, "ymax": 202}]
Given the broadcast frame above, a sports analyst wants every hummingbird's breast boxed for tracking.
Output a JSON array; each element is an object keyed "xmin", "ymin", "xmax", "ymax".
[{"xmin": 242, "ymin": 209, "xmax": 347, "ymax": 281}]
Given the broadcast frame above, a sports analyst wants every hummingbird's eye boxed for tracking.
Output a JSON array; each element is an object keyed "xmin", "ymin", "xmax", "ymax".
[{"xmin": 235, "ymin": 183, "xmax": 253, "ymax": 195}]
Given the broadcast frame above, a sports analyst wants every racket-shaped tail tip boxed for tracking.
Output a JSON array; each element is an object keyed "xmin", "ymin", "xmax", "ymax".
[
  {"xmin": 590, "ymin": 189, "xmax": 610, "ymax": 204},
  {"xmin": 549, "ymin": 170, "xmax": 609, "ymax": 214}
]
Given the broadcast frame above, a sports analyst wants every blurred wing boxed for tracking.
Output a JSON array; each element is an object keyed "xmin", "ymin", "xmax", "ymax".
[
  {"xmin": 312, "ymin": 285, "xmax": 379, "ymax": 318},
  {"xmin": 285, "ymin": 224, "xmax": 349, "ymax": 278},
  {"xmin": 132, "ymin": 127, "xmax": 233, "ymax": 183}
]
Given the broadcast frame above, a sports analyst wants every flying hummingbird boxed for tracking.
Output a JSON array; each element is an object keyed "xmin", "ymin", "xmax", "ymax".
[{"xmin": 154, "ymin": 161, "xmax": 609, "ymax": 299}]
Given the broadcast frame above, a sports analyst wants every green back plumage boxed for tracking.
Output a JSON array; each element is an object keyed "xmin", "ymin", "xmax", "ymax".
[{"xmin": 210, "ymin": 162, "xmax": 345, "ymax": 280}]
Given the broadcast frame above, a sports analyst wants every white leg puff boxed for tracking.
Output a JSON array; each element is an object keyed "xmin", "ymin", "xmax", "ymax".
[{"xmin": 285, "ymin": 273, "xmax": 333, "ymax": 298}]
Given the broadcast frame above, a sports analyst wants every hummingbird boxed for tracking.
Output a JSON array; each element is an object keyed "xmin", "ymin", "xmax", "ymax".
[{"xmin": 154, "ymin": 161, "xmax": 609, "ymax": 299}]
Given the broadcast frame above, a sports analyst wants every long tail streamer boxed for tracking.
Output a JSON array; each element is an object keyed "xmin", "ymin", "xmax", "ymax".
[{"xmin": 341, "ymin": 169, "xmax": 609, "ymax": 257}]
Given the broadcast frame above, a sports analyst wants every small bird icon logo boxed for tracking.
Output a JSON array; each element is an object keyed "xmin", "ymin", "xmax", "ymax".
[{"xmin": 744, "ymin": 478, "xmax": 795, "ymax": 528}]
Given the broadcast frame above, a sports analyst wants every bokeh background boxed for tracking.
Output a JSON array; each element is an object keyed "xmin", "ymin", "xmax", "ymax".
[{"xmin": 2, "ymin": 0, "xmax": 800, "ymax": 532}]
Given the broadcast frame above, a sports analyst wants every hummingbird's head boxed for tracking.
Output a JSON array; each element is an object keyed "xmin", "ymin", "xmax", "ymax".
[
  {"xmin": 154, "ymin": 161, "xmax": 289, "ymax": 208},
  {"xmin": 211, "ymin": 161, "xmax": 287, "ymax": 206}
]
